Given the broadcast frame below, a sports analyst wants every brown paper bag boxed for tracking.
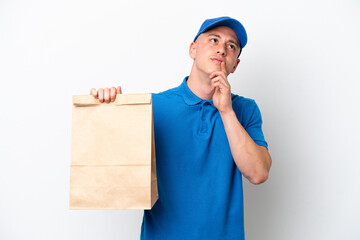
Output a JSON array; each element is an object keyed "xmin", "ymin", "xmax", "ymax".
[{"xmin": 70, "ymin": 94, "xmax": 158, "ymax": 209}]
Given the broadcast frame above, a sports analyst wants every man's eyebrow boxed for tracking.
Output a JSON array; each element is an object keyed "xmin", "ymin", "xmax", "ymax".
[
  {"xmin": 207, "ymin": 33, "xmax": 240, "ymax": 47},
  {"xmin": 208, "ymin": 33, "xmax": 221, "ymax": 38}
]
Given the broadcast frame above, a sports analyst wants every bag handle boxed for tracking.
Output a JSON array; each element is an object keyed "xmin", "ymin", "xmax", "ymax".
[{"xmin": 73, "ymin": 94, "xmax": 152, "ymax": 106}]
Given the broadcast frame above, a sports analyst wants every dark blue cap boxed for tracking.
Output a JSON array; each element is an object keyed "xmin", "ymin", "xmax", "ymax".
[{"xmin": 194, "ymin": 16, "xmax": 248, "ymax": 50}]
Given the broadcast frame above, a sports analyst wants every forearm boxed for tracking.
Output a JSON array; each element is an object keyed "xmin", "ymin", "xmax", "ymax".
[{"xmin": 220, "ymin": 110, "xmax": 272, "ymax": 184}]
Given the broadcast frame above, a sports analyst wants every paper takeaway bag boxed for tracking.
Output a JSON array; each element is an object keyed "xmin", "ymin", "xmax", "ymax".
[{"xmin": 70, "ymin": 94, "xmax": 158, "ymax": 209}]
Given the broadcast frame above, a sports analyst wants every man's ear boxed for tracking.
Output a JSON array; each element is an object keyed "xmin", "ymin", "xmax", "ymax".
[
  {"xmin": 189, "ymin": 42, "xmax": 197, "ymax": 60},
  {"xmin": 231, "ymin": 59, "xmax": 241, "ymax": 73}
]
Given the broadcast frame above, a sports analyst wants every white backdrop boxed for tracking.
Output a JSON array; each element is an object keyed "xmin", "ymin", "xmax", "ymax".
[{"xmin": 1, "ymin": 0, "xmax": 359, "ymax": 239}]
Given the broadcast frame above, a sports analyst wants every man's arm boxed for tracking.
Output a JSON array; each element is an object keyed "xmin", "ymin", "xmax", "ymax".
[
  {"xmin": 210, "ymin": 62, "xmax": 272, "ymax": 184},
  {"xmin": 219, "ymin": 110, "xmax": 272, "ymax": 184}
]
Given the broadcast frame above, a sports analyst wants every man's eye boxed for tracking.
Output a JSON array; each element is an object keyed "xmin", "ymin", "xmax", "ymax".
[
  {"xmin": 228, "ymin": 44, "xmax": 236, "ymax": 51},
  {"xmin": 210, "ymin": 38, "xmax": 218, "ymax": 43}
]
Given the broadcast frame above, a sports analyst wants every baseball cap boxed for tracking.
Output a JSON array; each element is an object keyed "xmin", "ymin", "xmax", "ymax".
[{"xmin": 193, "ymin": 16, "xmax": 248, "ymax": 54}]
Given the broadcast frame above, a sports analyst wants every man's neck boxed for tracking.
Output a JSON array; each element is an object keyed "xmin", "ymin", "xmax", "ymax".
[{"xmin": 187, "ymin": 66, "xmax": 215, "ymax": 101}]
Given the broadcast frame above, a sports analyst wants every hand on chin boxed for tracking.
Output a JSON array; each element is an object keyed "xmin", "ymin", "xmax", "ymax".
[{"xmin": 208, "ymin": 62, "xmax": 222, "ymax": 76}]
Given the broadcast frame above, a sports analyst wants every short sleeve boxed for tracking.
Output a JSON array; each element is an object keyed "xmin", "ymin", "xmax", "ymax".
[{"xmin": 232, "ymin": 96, "xmax": 268, "ymax": 149}]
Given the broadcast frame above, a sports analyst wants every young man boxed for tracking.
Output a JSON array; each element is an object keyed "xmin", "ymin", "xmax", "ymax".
[{"xmin": 91, "ymin": 16, "xmax": 272, "ymax": 240}]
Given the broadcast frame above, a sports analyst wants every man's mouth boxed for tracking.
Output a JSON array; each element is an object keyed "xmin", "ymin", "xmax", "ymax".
[{"xmin": 211, "ymin": 57, "xmax": 223, "ymax": 64}]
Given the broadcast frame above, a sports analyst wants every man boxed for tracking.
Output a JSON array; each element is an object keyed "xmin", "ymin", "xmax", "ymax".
[{"xmin": 91, "ymin": 16, "xmax": 272, "ymax": 240}]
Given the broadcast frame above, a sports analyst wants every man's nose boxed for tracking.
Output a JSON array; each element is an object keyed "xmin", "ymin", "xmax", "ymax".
[{"xmin": 217, "ymin": 43, "xmax": 226, "ymax": 56}]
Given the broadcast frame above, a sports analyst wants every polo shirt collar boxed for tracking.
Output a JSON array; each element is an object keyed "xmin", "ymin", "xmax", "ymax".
[{"xmin": 180, "ymin": 76, "xmax": 207, "ymax": 106}]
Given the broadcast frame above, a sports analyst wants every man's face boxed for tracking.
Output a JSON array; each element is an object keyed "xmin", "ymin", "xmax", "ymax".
[{"xmin": 189, "ymin": 26, "xmax": 241, "ymax": 76}]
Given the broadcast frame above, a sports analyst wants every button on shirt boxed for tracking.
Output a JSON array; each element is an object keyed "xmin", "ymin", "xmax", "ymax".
[{"xmin": 140, "ymin": 77, "xmax": 268, "ymax": 240}]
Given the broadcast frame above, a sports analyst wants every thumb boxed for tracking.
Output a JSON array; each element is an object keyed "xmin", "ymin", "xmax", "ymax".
[{"xmin": 116, "ymin": 86, "xmax": 122, "ymax": 94}]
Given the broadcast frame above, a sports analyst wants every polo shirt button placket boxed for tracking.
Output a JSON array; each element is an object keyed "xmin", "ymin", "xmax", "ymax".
[{"xmin": 199, "ymin": 101, "xmax": 210, "ymax": 135}]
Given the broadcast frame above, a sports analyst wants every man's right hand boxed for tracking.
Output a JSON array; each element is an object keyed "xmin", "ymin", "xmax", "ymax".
[{"xmin": 90, "ymin": 86, "xmax": 122, "ymax": 103}]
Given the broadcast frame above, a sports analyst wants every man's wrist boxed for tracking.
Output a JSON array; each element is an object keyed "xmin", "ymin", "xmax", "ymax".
[{"xmin": 219, "ymin": 108, "xmax": 236, "ymax": 119}]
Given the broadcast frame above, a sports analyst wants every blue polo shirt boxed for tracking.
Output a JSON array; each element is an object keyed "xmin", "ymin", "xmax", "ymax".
[{"xmin": 140, "ymin": 77, "xmax": 268, "ymax": 240}]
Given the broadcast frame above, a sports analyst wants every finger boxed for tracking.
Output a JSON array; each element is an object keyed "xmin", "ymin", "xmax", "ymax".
[
  {"xmin": 110, "ymin": 87, "xmax": 116, "ymax": 102},
  {"xmin": 90, "ymin": 88, "xmax": 98, "ymax": 98},
  {"xmin": 211, "ymin": 82, "xmax": 220, "ymax": 91},
  {"xmin": 211, "ymin": 76, "xmax": 229, "ymax": 88},
  {"xmin": 211, "ymin": 78, "xmax": 219, "ymax": 88},
  {"xmin": 117, "ymin": 86, "xmax": 122, "ymax": 94},
  {"xmin": 209, "ymin": 70, "xmax": 226, "ymax": 79},
  {"xmin": 221, "ymin": 61, "xmax": 226, "ymax": 74},
  {"xmin": 211, "ymin": 80, "xmax": 224, "ymax": 89},
  {"xmin": 104, "ymin": 88, "xmax": 110, "ymax": 103},
  {"xmin": 211, "ymin": 77, "xmax": 230, "ymax": 92},
  {"xmin": 211, "ymin": 78, "xmax": 221, "ymax": 90},
  {"xmin": 98, "ymin": 88, "xmax": 104, "ymax": 103},
  {"xmin": 214, "ymin": 86, "xmax": 221, "ymax": 94}
]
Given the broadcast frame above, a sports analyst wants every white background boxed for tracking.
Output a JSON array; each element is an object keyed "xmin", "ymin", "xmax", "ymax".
[{"xmin": 1, "ymin": 0, "xmax": 359, "ymax": 239}]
